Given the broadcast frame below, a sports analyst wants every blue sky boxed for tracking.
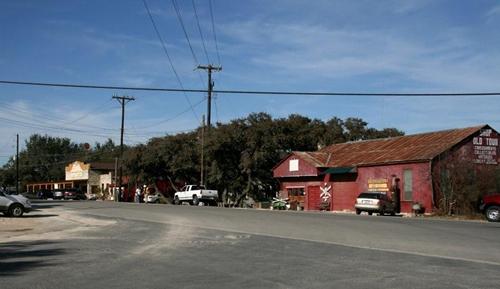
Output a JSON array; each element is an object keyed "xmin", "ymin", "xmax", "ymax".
[{"xmin": 1, "ymin": 0, "xmax": 500, "ymax": 162}]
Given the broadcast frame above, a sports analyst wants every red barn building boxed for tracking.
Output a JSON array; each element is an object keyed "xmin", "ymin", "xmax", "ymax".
[{"xmin": 272, "ymin": 125, "xmax": 499, "ymax": 214}]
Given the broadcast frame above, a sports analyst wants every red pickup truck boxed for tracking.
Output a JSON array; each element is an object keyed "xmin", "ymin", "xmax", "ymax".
[{"xmin": 480, "ymin": 194, "xmax": 500, "ymax": 222}]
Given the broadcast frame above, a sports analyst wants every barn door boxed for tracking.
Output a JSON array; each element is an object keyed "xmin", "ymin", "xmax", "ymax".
[{"xmin": 307, "ymin": 186, "xmax": 321, "ymax": 210}]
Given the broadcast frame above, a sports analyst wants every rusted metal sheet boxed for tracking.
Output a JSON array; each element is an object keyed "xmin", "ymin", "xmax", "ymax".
[{"xmin": 319, "ymin": 125, "xmax": 488, "ymax": 167}]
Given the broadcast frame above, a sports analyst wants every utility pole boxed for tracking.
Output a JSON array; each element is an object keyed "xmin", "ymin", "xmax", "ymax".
[
  {"xmin": 113, "ymin": 95, "xmax": 135, "ymax": 201},
  {"xmin": 114, "ymin": 157, "xmax": 118, "ymax": 202},
  {"xmin": 197, "ymin": 65, "xmax": 222, "ymax": 129},
  {"xmin": 16, "ymin": 134, "xmax": 19, "ymax": 194},
  {"xmin": 200, "ymin": 115, "xmax": 205, "ymax": 186}
]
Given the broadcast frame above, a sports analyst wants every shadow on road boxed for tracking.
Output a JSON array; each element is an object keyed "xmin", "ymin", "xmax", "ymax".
[
  {"xmin": 19, "ymin": 214, "xmax": 59, "ymax": 218},
  {"xmin": 0, "ymin": 240, "xmax": 65, "ymax": 276},
  {"xmin": 0, "ymin": 213, "xmax": 59, "ymax": 219}
]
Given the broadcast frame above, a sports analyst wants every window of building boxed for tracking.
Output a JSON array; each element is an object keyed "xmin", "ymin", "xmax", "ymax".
[
  {"xmin": 287, "ymin": 187, "xmax": 305, "ymax": 197},
  {"xmin": 289, "ymin": 159, "xmax": 299, "ymax": 172},
  {"xmin": 403, "ymin": 169, "xmax": 413, "ymax": 201}
]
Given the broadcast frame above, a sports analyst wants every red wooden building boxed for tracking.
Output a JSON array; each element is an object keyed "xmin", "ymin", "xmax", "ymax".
[{"xmin": 273, "ymin": 125, "xmax": 499, "ymax": 214}]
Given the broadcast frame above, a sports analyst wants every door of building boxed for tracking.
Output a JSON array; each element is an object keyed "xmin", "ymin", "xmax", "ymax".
[
  {"xmin": 287, "ymin": 187, "xmax": 305, "ymax": 210},
  {"xmin": 307, "ymin": 186, "xmax": 321, "ymax": 210}
]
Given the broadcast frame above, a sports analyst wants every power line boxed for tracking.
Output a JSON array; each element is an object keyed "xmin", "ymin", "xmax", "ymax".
[
  {"xmin": 142, "ymin": 0, "xmax": 200, "ymax": 122},
  {"xmin": 0, "ymin": 99, "xmax": 117, "ymax": 132},
  {"xmin": 133, "ymin": 96, "xmax": 206, "ymax": 130},
  {"xmin": 209, "ymin": 0, "xmax": 222, "ymax": 66},
  {"xmin": 0, "ymin": 116, "xmax": 117, "ymax": 138},
  {"xmin": 191, "ymin": 0, "xmax": 210, "ymax": 64},
  {"xmin": 171, "ymin": 0, "xmax": 199, "ymax": 65},
  {"xmin": 2, "ymin": 80, "xmax": 500, "ymax": 96},
  {"xmin": 170, "ymin": 0, "xmax": 206, "ymax": 87}
]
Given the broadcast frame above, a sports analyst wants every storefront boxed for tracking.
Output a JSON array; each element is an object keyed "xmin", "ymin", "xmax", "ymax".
[
  {"xmin": 65, "ymin": 161, "xmax": 115, "ymax": 195},
  {"xmin": 273, "ymin": 125, "xmax": 499, "ymax": 214}
]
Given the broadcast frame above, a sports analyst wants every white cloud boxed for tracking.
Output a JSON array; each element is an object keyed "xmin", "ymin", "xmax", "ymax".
[
  {"xmin": 486, "ymin": 5, "xmax": 500, "ymax": 18},
  {"xmin": 389, "ymin": 0, "xmax": 434, "ymax": 14},
  {"xmin": 219, "ymin": 20, "xmax": 500, "ymax": 91},
  {"xmin": 0, "ymin": 99, "xmax": 125, "ymax": 162}
]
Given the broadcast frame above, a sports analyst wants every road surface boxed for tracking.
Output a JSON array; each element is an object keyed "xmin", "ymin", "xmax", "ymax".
[{"xmin": 1, "ymin": 200, "xmax": 499, "ymax": 289}]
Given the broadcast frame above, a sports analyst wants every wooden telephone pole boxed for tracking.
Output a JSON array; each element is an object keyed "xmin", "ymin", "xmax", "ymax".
[
  {"xmin": 112, "ymin": 95, "xmax": 135, "ymax": 201},
  {"xmin": 197, "ymin": 65, "xmax": 222, "ymax": 129}
]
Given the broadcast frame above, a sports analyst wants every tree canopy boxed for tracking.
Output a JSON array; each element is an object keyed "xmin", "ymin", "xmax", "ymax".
[
  {"xmin": 1, "ymin": 114, "xmax": 403, "ymax": 200},
  {"xmin": 122, "ymin": 113, "xmax": 404, "ymax": 203}
]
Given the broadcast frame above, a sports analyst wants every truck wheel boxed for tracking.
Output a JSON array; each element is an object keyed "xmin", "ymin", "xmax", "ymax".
[
  {"xmin": 9, "ymin": 204, "xmax": 24, "ymax": 217},
  {"xmin": 355, "ymin": 209, "xmax": 361, "ymax": 215},
  {"xmin": 174, "ymin": 196, "xmax": 180, "ymax": 205},
  {"xmin": 192, "ymin": 195, "xmax": 199, "ymax": 206},
  {"xmin": 485, "ymin": 206, "xmax": 500, "ymax": 222}
]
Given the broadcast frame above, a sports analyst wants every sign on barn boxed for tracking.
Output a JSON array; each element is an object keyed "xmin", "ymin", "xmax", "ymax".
[
  {"xmin": 368, "ymin": 178, "xmax": 389, "ymax": 192},
  {"xmin": 473, "ymin": 129, "xmax": 498, "ymax": 165}
]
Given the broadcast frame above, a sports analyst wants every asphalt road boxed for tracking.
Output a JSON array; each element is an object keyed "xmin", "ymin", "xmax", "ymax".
[{"xmin": 2, "ymin": 201, "xmax": 500, "ymax": 289}]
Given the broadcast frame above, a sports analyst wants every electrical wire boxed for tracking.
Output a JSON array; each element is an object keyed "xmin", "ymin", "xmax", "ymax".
[
  {"xmin": 63, "ymin": 99, "xmax": 115, "ymax": 125},
  {"xmin": 170, "ymin": 0, "xmax": 206, "ymax": 88},
  {"xmin": 141, "ymin": 0, "xmax": 200, "ymax": 123},
  {"xmin": 132, "ymin": 96, "xmax": 206, "ymax": 130},
  {"xmin": 209, "ymin": 0, "xmax": 222, "ymax": 66},
  {"xmin": 0, "ymin": 116, "xmax": 118, "ymax": 139},
  {"xmin": 0, "ymin": 99, "xmax": 118, "ymax": 132},
  {"xmin": 171, "ymin": 0, "xmax": 199, "ymax": 65},
  {"xmin": 2, "ymin": 80, "xmax": 500, "ymax": 96},
  {"xmin": 191, "ymin": 0, "xmax": 210, "ymax": 64}
]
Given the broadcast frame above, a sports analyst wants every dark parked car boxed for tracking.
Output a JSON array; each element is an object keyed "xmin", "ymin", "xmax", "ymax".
[
  {"xmin": 36, "ymin": 189, "xmax": 54, "ymax": 199},
  {"xmin": 355, "ymin": 192, "xmax": 396, "ymax": 216},
  {"xmin": 480, "ymin": 194, "xmax": 500, "ymax": 222},
  {"xmin": 64, "ymin": 188, "xmax": 86, "ymax": 200}
]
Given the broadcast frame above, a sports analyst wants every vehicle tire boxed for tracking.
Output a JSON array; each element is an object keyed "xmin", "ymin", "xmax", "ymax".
[
  {"xmin": 368, "ymin": 211, "xmax": 373, "ymax": 216},
  {"xmin": 485, "ymin": 206, "xmax": 500, "ymax": 222},
  {"xmin": 355, "ymin": 209, "xmax": 361, "ymax": 215},
  {"xmin": 155, "ymin": 199, "xmax": 160, "ymax": 204},
  {"xmin": 8, "ymin": 204, "xmax": 24, "ymax": 218},
  {"xmin": 174, "ymin": 196, "xmax": 180, "ymax": 205},
  {"xmin": 379, "ymin": 207, "xmax": 385, "ymax": 216},
  {"xmin": 390, "ymin": 211, "xmax": 396, "ymax": 216},
  {"xmin": 192, "ymin": 195, "xmax": 199, "ymax": 206}
]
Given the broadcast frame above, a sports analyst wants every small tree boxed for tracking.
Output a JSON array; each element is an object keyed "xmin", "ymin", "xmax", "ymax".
[{"xmin": 433, "ymin": 153, "xmax": 500, "ymax": 216}]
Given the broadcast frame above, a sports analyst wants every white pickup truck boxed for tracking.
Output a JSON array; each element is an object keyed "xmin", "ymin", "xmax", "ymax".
[{"xmin": 174, "ymin": 185, "xmax": 218, "ymax": 206}]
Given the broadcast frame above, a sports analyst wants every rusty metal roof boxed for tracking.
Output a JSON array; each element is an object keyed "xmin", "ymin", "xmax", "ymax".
[
  {"xmin": 294, "ymin": 125, "xmax": 489, "ymax": 168},
  {"xmin": 293, "ymin": 151, "xmax": 330, "ymax": 167}
]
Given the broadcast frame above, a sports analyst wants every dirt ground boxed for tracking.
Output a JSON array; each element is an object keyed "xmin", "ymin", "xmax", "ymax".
[
  {"xmin": 0, "ymin": 208, "xmax": 116, "ymax": 243},
  {"xmin": 0, "ymin": 216, "xmax": 42, "ymax": 238}
]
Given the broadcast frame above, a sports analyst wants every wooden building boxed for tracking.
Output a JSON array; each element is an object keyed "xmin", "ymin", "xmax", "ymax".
[{"xmin": 273, "ymin": 125, "xmax": 499, "ymax": 214}]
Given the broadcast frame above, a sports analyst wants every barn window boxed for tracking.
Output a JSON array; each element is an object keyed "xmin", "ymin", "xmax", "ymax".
[
  {"xmin": 287, "ymin": 187, "xmax": 305, "ymax": 196},
  {"xmin": 403, "ymin": 169, "xmax": 413, "ymax": 201},
  {"xmin": 289, "ymin": 159, "xmax": 299, "ymax": 171}
]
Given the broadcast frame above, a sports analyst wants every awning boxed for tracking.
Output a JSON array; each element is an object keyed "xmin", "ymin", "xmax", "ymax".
[{"xmin": 321, "ymin": 166, "xmax": 357, "ymax": 175}]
